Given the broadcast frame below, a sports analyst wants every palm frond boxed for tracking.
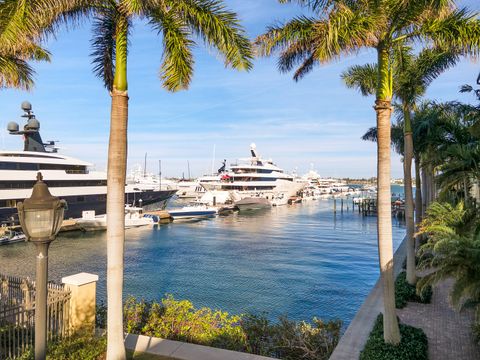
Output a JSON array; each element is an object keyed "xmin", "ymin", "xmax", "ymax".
[
  {"xmin": 0, "ymin": 54, "xmax": 39, "ymax": 90},
  {"xmin": 90, "ymin": 6, "xmax": 118, "ymax": 91},
  {"xmin": 149, "ymin": 7, "xmax": 194, "ymax": 92},
  {"xmin": 278, "ymin": 0, "xmax": 333, "ymax": 12},
  {"xmin": 341, "ymin": 63, "xmax": 377, "ymax": 96},
  {"xmin": 415, "ymin": 48, "xmax": 459, "ymax": 88},
  {"xmin": 460, "ymin": 84, "xmax": 474, "ymax": 93},
  {"xmin": 169, "ymin": 0, "xmax": 253, "ymax": 71},
  {"xmin": 292, "ymin": 54, "xmax": 316, "ymax": 81},
  {"xmin": 255, "ymin": 16, "xmax": 318, "ymax": 58},
  {"xmin": 419, "ymin": 8, "xmax": 480, "ymax": 57},
  {"xmin": 361, "ymin": 126, "xmax": 377, "ymax": 142}
]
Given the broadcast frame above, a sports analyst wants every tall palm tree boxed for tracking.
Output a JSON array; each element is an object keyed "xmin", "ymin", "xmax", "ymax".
[
  {"xmin": 342, "ymin": 46, "xmax": 459, "ymax": 285},
  {"xmin": 88, "ymin": 2, "xmax": 252, "ymax": 359},
  {"xmin": 5, "ymin": 1, "xmax": 252, "ymax": 358},
  {"xmin": 255, "ymin": 0, "xmax": 480, "ymax": 344}
]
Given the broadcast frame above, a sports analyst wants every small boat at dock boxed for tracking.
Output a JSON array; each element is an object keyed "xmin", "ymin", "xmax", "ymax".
[
  {"xmin": 169, "ymin": 205, "xmax": 218, "ymax": 220},
  {"xmin": 76, "ymin": 205, "xmax": 156, "ymax": 231},
  {"xmin": 0, "ymin": 230, "xmax": 26, "ymax": 245}
]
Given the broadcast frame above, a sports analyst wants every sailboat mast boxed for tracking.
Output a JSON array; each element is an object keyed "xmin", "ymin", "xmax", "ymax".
[
  {"xmin": 187, "ymin": 160, "xmax": 191, "ymax": 180},
  {"xmin": 211, "ymin": 144, "xmax": 216, "ymax": 175},
  {"xmin": 159, "ymin": 160, "xmax": 162, "ymax": 190},
  {"xmin": 144, "ymin": 153, "xmax": 147, "ymax": 177}
]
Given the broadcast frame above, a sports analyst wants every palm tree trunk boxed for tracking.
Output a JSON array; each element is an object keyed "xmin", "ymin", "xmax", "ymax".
[
  {"xmin": 375, "ymin": 45, "xmax": 400, "ymax": 345},
  {"xmin": 421, "ymin": 167, "xmax": 428, "ymax": 213},
  {"xmin": 403, "ymin": 109, "xmax": 416, "ymax": 285},
  {"xmin": 107, "ymin": 19, "xmax": 128, "ymax": 360},
  {"xmin": 414, "ymin": 156, "xmax": 423, "ymax": 248},
  {"xmin": 429, "ymin": 165, "xmax": 435, "ymax": 204}
]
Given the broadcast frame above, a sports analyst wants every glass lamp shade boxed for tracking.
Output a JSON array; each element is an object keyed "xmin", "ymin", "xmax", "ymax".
[
  {"xmin": 22, "ymin": 207, "xmax": 65, "ymax": 240},
  {"xmin": 17, "ymin": 172, "xmax": 67, "ymax": 242}
]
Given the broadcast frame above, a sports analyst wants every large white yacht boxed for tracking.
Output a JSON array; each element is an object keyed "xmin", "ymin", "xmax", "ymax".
[
  {"xmin": 0, "ymin": 102, "xmax": 177, "ymax": 225},
  {"xmin": 199, "ymin": 144, "xmax": 305, "ymax": 200}
]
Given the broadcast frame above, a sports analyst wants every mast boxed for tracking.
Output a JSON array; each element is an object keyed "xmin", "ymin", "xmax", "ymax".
[
  {"xmin": 187, "ymin": 160, "xmax": 191, "ymax": 180},
  {"xmin": 159, "ymin": 160, "xmax": 162, "ymax": 190},
  {"xmin": 211, "ymin": 144, "xmax": 216, "ymax": 175},
  {"xmin": 144, "ymin": 153, "xmax": 147, "ymax": 177}
]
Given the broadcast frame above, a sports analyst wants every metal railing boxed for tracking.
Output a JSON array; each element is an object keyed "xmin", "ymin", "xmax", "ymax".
[{"xmin": 0, "ymin": 274, "xmax": 71, "ymax": 359}]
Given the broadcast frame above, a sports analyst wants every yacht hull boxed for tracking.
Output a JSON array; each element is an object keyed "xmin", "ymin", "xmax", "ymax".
[
  {"xmin": 235, "ymin": 197, "xmax": 271, "ymax": 211},
  {"xmin": 0, "ymin": 189, "xmax": 177, "ymax": 226}
]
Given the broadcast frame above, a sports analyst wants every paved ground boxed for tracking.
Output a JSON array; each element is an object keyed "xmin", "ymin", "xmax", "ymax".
[{"xmin": 398, "ymin": 278, "xmax": 480, "ymax": 360}]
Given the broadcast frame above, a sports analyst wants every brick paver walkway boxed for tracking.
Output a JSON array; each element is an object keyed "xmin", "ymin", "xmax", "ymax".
[{"xmin": 397, "ymin": 278, "xmax": 480, "ymax": 360}]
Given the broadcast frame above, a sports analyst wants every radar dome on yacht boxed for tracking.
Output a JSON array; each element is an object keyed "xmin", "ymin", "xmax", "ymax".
[
  {"xmin": 250, "ymin": 143, "xmax": 256, "ymax": 149},
  {"xmin": 26, "ymin": 119, "xmax": 40, "ymax": 130},
  {"xmin": 7, "ymin": 121, "xmax": 19, "ymax": 132},
  {"xmin": 21, "ymin": 101, "xmax": 32, "ymax": 111}
]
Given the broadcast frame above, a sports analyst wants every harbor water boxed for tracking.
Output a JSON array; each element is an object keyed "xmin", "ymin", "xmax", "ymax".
[{"xmin": 0, "ymin": 193, "xmax": 405, "ymax": 327}]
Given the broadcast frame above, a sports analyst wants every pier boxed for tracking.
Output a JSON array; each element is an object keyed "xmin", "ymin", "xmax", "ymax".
[{"xmin": 332, "ymin": 197, "xmax": 406, "ymax": 219}]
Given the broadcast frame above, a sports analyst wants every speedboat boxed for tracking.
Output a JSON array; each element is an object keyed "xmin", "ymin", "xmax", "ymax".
[
  {"xmin": 169, "ymin": 204, "xmax": 218, "ymax": 220},
  {"xmin": 76, "ymin": 205, "xmax": 156, "ymax": 231},
  {"xmin": 235, "ymin": 197, "xmax": 271, "ymax": 211},
  {"xmin": 0, "ymin": 230, "xmax": 26, "ymax": 245}
]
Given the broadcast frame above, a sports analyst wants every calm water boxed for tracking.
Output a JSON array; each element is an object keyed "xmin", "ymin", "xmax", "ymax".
[{"xmin": 0, "ymin": 193, "xmax": 405, "ymax": 326}]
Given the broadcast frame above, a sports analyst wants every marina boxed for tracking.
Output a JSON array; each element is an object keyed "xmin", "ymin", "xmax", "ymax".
[{"xmin": 0, "ymin": 197, "xmax": 405, "ymax": 325}]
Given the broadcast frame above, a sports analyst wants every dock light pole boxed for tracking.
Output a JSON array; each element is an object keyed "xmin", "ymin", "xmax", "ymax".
[{"xmin": 17, "ymin": 172, "xmax": 66, "ymax": 360}]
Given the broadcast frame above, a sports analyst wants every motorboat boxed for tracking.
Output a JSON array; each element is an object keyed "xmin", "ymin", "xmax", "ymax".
[
  {"xmin": 0, "ymin": 230, "xmax": 26, "ymax": 245},
  {"xmin": 168, "ymin": 204, "xmax": 218, "ymax": 220},
  {"xmin": 235, "ymin": 197, "xmax": 271, "ymax": 211},
  {"xmin": 76, "ymin": 205, "xmax": 156, "ymax": 231},
  {"xmin": 0, "ymin": 102, "xmax": 177, "ymax": 226}
]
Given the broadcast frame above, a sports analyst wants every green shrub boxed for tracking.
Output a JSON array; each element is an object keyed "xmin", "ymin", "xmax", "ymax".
[
  {"xmin": 137, "ymin": 295, "xmax": 247, "ymax": 351},
  {"xmin": 96, "ymin": 301, "xmax": 107, "ymax": 329},
  {"xmin": 123, "ymin": 295, "xmax": 342, "ymax": 360},
  {"xmin": 360, "ymin": 314, "xmax": 428, "ymax": 360},
  {"xmin": 395, "ymin": 272, "xmax": 432, "ymax": 308},
  {"xmin": 15, "ymin": 333, "xmax": 106, "ymax": 360}
]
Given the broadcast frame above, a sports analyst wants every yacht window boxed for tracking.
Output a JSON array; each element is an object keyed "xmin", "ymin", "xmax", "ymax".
[
  {"xmin": 0, "ymin": 180, "xmax": 107, "ymax": 189},
  {"xmin": 0, "ymin": 161, "xmax": 87, "ymax": 173}
]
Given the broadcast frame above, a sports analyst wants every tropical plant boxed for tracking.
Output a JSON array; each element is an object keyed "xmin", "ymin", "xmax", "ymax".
[
  {"xmin": 0, "ymin": 0, "xmax": 89, "ymax": 89},
  {"xmin": 417, "ymin": 202, "xmax": 480, "ymax": 333},
  {"xmin": 360, "ymin": 314, "xmax": 428, "ymax": 360},
  {"xmin": 344, "ymin": 47, "xmax": 460, "ymax": 285},
  {"xmin": 413, "ymin": 101, "xmax": 480, "ymax": 205},
  {"xmin": 86, "ymin": 2, "xmax": 253, "ymax": 358},
  {"xmin": 255, "ymin": 0, "xmax": 480, "ymax": 344},
  {"xmin": 118, "ymin": 296, "xmax": 342, "ymax": 360}
]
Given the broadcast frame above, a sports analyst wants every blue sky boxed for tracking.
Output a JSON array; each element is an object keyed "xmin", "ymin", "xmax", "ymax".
[{"xmin": 1, "ymin": 0, "xmax": 479, "ymax": 178}]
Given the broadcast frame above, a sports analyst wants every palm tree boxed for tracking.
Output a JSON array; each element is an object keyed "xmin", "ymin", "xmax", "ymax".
[
  {"xmin": 89, "ymin": 2, "xmax": 252, "ymax": 359},
  {"xmin": 255, "ymin": 0, "xmax": 480, "ymax": 344},
  {"xmin": 343, "ymin": 46, "xmax": 459, "ymax": 285},
  {"xmin": 417, "ymin": 201, "xmax": 480, "ymax": 325},
  {"xmin": 3, "ymin": 1, "xmax": 251, "ymax": 358}
]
